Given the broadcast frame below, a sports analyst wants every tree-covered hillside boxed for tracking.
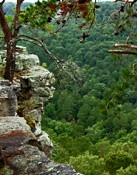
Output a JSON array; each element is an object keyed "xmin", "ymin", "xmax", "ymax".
[{"xmin": 39, "ymin": 2, "xmax": 137, "ymax": 175}]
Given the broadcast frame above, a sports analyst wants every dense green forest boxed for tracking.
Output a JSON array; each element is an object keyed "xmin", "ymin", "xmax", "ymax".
[
  {"xmin": 2, "ymin": 1, "xmax": 137, "ymax": 174},
  {"xmin": 24, "ymin": 2, "xmax": 137, "ymax": 175}
]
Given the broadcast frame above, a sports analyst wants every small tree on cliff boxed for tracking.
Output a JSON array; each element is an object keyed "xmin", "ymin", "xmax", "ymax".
[
  {"xmin": 0, "ymin": 0, "xmax": 23, "ymax": 81},
  {"xmin": 0, "ymin": 0, "xmax": 137, "ymax": 82}
]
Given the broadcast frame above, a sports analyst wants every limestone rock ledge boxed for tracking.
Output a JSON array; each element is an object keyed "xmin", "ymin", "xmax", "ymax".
[
  {"xmin": 0, "ymin": 47, "xmax": 82, "ymax": 175},
  {"xmin": 0, "ymin": 46, "xmax": 55, "ymax": 156}
]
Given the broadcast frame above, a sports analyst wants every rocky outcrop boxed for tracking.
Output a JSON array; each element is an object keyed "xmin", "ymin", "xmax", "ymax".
[
  {"xmin": 0, "ymin": 116, "xmax": 81, "ymax": 175},
  {"xmin": 0, "ymin": 46, "xmax": 55, "ymax": 156},
  {"xmin": 0, "ymin": 47, "xmax": 82, "ymax": 175},
  {"xmin": 15, "ymin": 47, "xmax": 55, "ymax": 156}
]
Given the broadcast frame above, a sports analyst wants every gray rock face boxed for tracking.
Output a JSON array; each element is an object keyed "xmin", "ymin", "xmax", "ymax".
[
  {"xmin": 0, "ymin": 116, "xmax": 82, "ymax": 175},
  {"xmin": 0, "ymin": 144, "xmax": 82, "ymax": 175},
  {"xmin": 0, "ymin": 117, "xmax": 36, "ymax": 152},
  {"xmin": 14, "ymin": 48, "xmax": 55, "ymax": 155},
  {"xmin": 0, "ymin": 117, "xmax": 31, "ymax": 134},
  {"xmin": 20, "ymin": 65, "xmax": 55, "ymax": 101},
  {"xmin": 15, "ymin": 54, "xmax": 40, "ymax": 71},
  {"xmin": 0, "ymin": 79, "xmax": 17, "ymax": 116},
  {"xmin": 0, "ymin": 47, "xmax": 82, "ymax": 175},
  {"xmin": 7, "ymin": 145, "xmax": 51, "ymax": 175}
]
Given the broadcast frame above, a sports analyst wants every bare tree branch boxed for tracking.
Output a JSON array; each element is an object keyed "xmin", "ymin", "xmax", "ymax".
[
  {"xmin": 19, "ymin": 35, "xmax": 61, "ymax": 64},
  {"xmin": 114, "ymin": 0, "xmax": 135, "ymax": 3},
  {"xmin": 114, "ymin": 43, "xmax": 137, "ymax": 49},
  {"xmin": 13, "ymin": 0, "xmax": 24, "ymax": 37},
  {"xmin": 108, "ymin": 50, "xmax": 137, "ymax": 55},
  {"xmin": 18, "ymin": 35, "xmax": 81, "ymax": 83}
]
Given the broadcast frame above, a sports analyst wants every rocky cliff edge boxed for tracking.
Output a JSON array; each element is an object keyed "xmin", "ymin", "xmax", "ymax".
[{"xmin": 0, "ymin": 46, "xmax": 82, "ymax": 175}]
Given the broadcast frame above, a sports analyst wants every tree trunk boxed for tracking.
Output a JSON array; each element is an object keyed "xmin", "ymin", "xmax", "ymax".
[
  {"xmin": 4, "ymin": 40, "xmax": 16, "ymax": 82},
  {"xmin": 0, "ymin": 0, "xmax": 23, "ymax": 82},
  {"xmin": 0, "ymin": 2, "xmax": 16, "ymax": 82}
]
